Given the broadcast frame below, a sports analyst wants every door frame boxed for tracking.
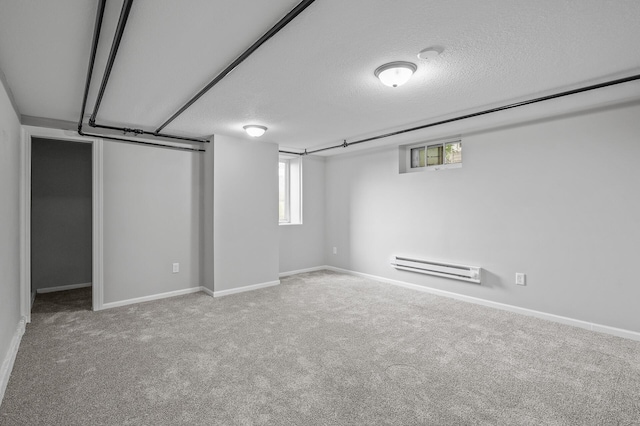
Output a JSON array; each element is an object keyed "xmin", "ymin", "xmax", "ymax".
[{"xmin": 20, "ymin": 126, "xmax": 104, "ymax": 321}]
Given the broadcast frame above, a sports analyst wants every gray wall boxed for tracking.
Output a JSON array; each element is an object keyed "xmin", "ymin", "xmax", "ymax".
[
  {"xmin": 0, "ymin": 71, "xmax": 22, "ymax": 386},
  {"xmin": 202, "ymin": 137, "xmax": 214, "ymax": 293},
  {"xmin": 213, "ymin": 135, "xmax": 279, "ymax": 291},
  {"xmin": 31, "ymin": 138, "xmax": 92, "ymax": 291},
  {"xmin": 279, "ymin": 155, "xmax": 326, "ymax": 273},
  {"xmin": 103, "ymin": 142, "xmax": 202, "ymax": 303},
  {"xmin": 325, "ymin": 101, "xmax": 640, "ymax": 333}
]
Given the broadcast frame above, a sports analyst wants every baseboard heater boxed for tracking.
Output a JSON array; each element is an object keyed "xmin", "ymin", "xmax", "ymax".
[{"xmin": 391, "ymin": 256, "xmax": 481, "ymax": 284}]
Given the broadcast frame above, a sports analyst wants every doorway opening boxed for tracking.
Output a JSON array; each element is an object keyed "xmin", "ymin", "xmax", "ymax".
[
  {"xmin": 31, "ymin": 138, "xmax": 92, "ymax": 312},
  {"xmin": 20, "ymin": 127, "xmax": 103, "ymax": 322}
]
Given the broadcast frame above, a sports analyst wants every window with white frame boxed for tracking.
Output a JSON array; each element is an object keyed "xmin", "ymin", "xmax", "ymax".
[
  {"xmin": 279, "ymin": 155, "xmax": 302, "ymax": 224},
  {"xmin": 404, "ymin": 139, "xmax": 462, "ymax": 172}
]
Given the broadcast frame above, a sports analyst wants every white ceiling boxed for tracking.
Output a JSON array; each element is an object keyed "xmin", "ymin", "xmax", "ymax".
[{"xmin": 1, "ymin": 0, "xmax": 640, "ymax": 154}]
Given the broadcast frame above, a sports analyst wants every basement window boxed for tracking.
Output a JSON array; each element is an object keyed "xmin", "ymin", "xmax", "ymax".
[
  {"xmin": 402, "ymin": 139, "xmax": 462, "ymax": 173},
  {"xmin": 279, "ymin": 155, "xmax": 302, "ymax": 225}
]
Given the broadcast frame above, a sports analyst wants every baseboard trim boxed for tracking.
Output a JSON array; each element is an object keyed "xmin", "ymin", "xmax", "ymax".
[
  {"xmin": 324, "ymin": 266, "xmax": 640, "ymax": 342},
  {"xmin": 213, "ymin": 280, "xmax": 280, "ymax": 298},
  {"xmin": 0, "ymin": 316, "xmax": 26, "ymax": 406},
  {"xmin": 36, "ymin": 282, "xmax": 92, "ymax": 294},
  {"xmin": 279, "ymin": 266, "xmax": 326, "ymax": 277},
  {"xmin": 201, "ymin": 286, "xmax": 214, "ymax": 297},
  {"xmin": 100, "ymin": 287, "xmax": 203, "ymax": 310}
]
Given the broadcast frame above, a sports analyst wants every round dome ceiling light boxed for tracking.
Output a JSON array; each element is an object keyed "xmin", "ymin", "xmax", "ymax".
[
  {"xmin": 243, "ymin": 124, "xmax": 268, "ymax": 137},
  {"xmin": 374, "ymin": 61, "xmax": 417, "ymax": 88}
]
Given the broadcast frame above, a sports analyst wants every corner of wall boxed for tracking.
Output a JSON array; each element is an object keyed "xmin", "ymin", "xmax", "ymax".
[
  {"xmin": 0, "ymin": 316, "xmax": 26, "ymax": 406},
  {"xmin": 0, "ymin": 64, "xmax": 24, "ymax": 407},
  {"xmin": 0, "ymin": 66, "xmax": 21, "ymax": 122}
]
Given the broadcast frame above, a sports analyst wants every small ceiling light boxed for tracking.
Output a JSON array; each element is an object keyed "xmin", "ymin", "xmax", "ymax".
[
  {"xmin": 417, "ymin": 47, "xmax": 442, "ymax": 60},
  {"xmin": 374, "ymin": 61, "xmax": 417, "ymax": 87},
  {"xmin": 243, "ymin": 124, "xmax": 268, "ymax": 137}
]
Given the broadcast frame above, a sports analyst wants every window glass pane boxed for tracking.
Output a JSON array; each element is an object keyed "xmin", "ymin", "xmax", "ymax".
[
  {"xmin": 410, "ymin": 147, "xmax": 425, "ymax": 168},
  {"xmin": 427, "ymin": 145, "xmax": 443, "ymax": 166},
  {"xmin": 278, "ymin": 161, "xmax": 287, "ymax": 222},
  {"xmin": 445, "ymin": 141, "xmax": 462, "ymax": 164}
]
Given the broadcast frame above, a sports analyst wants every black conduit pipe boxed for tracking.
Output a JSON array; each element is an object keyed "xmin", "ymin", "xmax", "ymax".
[
  {"xmin": 155, "ymin": 0, "xmax": 316, "ymax": 134},
  {"xmin": 87, "ymin": 0, "xmax": 208, "ymax": 144},
  {"xmin": 90, "ymin": 123, "xmax": 209, "ymax": 144},
  {"xmin": 78, "ymin": 0, "xmax": 204, "ymax": 152},
  {"xmin": 78, "ymin": 0, "xmax": 105, "ymax": 134},
  {"xmin": 282, "ymin": 73, "xmax": 640, "ymax": 156},
  {"xmin": 89, "ymin": 0, "xmax": 134, "ymax": 125},
  {"xmin": 79, "ymin": 129, "xmax": 206, "ymax": 152}
]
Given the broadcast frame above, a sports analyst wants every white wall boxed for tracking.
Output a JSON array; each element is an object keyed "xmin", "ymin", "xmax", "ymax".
[
  {"xmin": 213, "ymin": 135, "xmax": 279, "ymax": 292},
  {"xmin": 103, "ymin": 142, "xmax": 202, "ymax": 303},
  {"xmin": 31, "ymin": 139, "xmax": 92, "ymax": 291},
  {"xmin": 279, "ymin": 155, "xmax": 325, "ymax": 273},
  {"xmin": 0, "ymin": 72, "xmax": 22, "ymax": 397},
  {"xmin": 325, "ymin": 101, "xmax": 640, "ymax": 333}
]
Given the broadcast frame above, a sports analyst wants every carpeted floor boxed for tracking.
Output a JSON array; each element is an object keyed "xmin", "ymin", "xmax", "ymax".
[{"xmin": 1, "ymin": 271, "xmax": 639, "ymax": 425}]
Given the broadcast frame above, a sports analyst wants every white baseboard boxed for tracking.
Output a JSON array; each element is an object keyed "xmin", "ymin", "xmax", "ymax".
[
  {"xmin": 0, "ymin": 316, "xmax": 26, "ymax": 406},
  {"xmin": 100, "ymin": 287, "xmax": 203, "ymax": 310},
  {"xmin": 279, "ymin": 266, "xmax": 327, "ymax": 277},
  {"xmin": 30, "ymin": 291, "xmax": 36, "ymax": 308},
  {"xmin": 213, "ymin": 280, "xmax": 280, "ymax": 298},
  {"xmin": 36, "ymin": 282, "xmax": 92, "ymax": 294},
  {"xmin": 324, "ymin": 266, "xmax": 640, "ymax": 342},
  {"xmin": 98, "ymin": 280, "xmax": 282, "ymax": 309}
]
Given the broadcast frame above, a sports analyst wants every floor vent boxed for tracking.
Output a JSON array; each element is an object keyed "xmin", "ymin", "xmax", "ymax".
[{"xmin": 391, "ymin": 256, "xmax": 481, "ymax": 284}]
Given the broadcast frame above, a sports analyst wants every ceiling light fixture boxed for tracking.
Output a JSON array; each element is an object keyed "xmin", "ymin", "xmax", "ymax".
[
  {"xmin": 243, "ymin": 125, "xmax": 268, "ymax": 137},
  {"xmin": 374, "ymin": 61, "xmax": 417, "ymax": 87},
  {"xmin": 417, "ymin": 47, "xmax": 442, "ymax": 60}
]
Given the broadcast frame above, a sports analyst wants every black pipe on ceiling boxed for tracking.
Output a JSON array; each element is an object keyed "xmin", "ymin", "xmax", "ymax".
[
  {"xmin": 283, "ymin": 73, "xmax": 640, "ymax": 156},
  {"xmin": 85, "ymin": 0, "xmax": 208, "ymax": 144},
  {"xmin": 78, "ymin": 0, "xmax": 105, "ymax": 134},
  {"xmin": 89, "ymin": 0, "xmax": 134, "ymax": 124},
  {"xmin": 90, "ymin": 123, "xmax": 209, "ymax": 144},
  {"xmin": 154, "ymin": 0, "xmax": 316, "ymax": 134},
  {"xmin": 80, "ymin": 0, "xmax": 315, "ymax": 148},
  {"xmin": 80, "ymin": 129, "xmax": 206, "ymax": 152},
  {"xmin": 78, "ymin": 0, "xmax": 204, "ymax": 152}
]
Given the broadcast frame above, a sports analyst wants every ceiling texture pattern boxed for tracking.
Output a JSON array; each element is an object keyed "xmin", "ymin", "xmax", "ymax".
[{"xmin": 1, "ymin": 0, "xmax": 640, "ymax": 154}]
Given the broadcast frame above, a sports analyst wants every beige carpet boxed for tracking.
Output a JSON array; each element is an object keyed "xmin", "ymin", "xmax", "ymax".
[{"xmin": 1, "ymin": 270, "xmax": 639, "ymax": 425}]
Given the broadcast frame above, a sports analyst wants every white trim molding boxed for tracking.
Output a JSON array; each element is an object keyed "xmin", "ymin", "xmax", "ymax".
[
  {"xmin": 0, "ymin": 317, "xmax": 26, "ymax": 406},
  {"xmin": 19, "ymin": 127, "xmax": 31, "ymax": 323},
  {"xmin": 101, "ymin": 287, "xmax": 204, "ymax": 310},
  {"xmin": 36, "ymin": 283, "xmax": 92, "ymax": 294},
  {"xmin": 213, "ymin": 280, "xmax": 280, "ymax": 298},
  {"xmin": 279, "ymin": 266, "xmax": 326, "ymax": 277},
  {"xmin": 20, "ymin": 126, "xmax": 104, "ymax": 315},
  {"xmin": 323, "ymin": 266, "xmax": 640, "ymax": 342},
  {"xmin": 92, "ymin": 138, "xmax": 104, "ymax": 311},
  {"xmin": 200, "ymin": 287, "xmax": 214, "ymax": 297}
]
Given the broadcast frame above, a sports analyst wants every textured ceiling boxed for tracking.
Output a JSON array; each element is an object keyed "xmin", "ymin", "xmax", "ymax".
[{"xmin": 1, "ymin": 0, "xmax": 640, "ymax": 154}]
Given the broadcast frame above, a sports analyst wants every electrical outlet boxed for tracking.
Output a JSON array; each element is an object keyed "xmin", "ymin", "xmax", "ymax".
[
  {"xmin": 515, "ymin": 273, "xmax": 526, "ymax": 286},
  {"xmin": 172, "ymin": 263, "xmax": 179, "ymax": 273},
  {"xmin": 333, "ymin": 247, "xmax": 337, "ymax": 255}
]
